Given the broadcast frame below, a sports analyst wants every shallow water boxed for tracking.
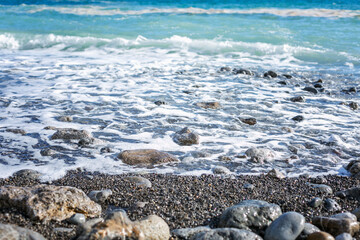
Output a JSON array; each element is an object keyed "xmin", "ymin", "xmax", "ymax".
[{"xmin": 0, "ymin": 0, "xmax": 359, "ymax": 180}]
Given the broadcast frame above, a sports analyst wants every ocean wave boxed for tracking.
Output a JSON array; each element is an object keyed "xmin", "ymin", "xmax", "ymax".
[
  {"xmin": 0, "ymin": 33, "xmax": 358, "ymax": 66},
  {"xmin": 26, "ymin": 6, "xmax": 360, "ymax": 18}
]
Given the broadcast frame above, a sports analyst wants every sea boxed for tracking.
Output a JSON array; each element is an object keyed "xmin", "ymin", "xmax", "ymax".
[{"xmin": 0, "ymin": 0, "xmax": 360, "ymax": 181}]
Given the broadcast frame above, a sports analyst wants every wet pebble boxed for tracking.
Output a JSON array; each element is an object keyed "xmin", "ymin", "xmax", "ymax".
[
  {"xmin": 264, "ymin": 70, "xmax": 278, "ymax": 78},
  {"xmin": 58, "ymin": 116, "xmax": 73, "ymax": 122},
  {"xmin": 307, "ymin": 232, "xmax": 335, "ymax": 240},
  {"xmin": 264, "ymin": 211, "xmax": 305, "ymax": 240},
  {"xmin": 292, "ymin": 115, "xmax": 304, "ymax": 122},
  {"xmin": 335, "ymin": 233, "xmax": 353, "ymax": 240},
  {"xmin": 154, "ymin": 100, "xmax": 167, "ymax": 106},
  {"xmin": 68, "ymin": 213, "xmax": 86, "ymax": 225},
  {"xmin": 303, "ymin": 87, "xmax": 318, "ymax": 94},
  {"xmin": 266, "ymin": 168, "xmax": 285, "ymax": 179},
  {"xmin": 88, "ymin": 189, "xmax": 113, "ymax": 203},
  {"xmin": 307, "ymin": 197, "xmax": 323, "ymax": 208},
  {"xmin": 100, "ymin": 147, "xmax": 112, "ymax": 153},
  {"xmin": 213, "ymin": 166, "xmax": 232, "ymax": 175},
  {"xmin": 240, "ymin": 117, "xmax": 257, "ymax": 125},
  {"xmin": 40, "ymin": 148, "xmax": 56, "ymax": 156},
  {"xmin": 290, "ymin": 96, "xmax": 305, "ymax": 102},
  {"xmin": 5, "ymin": 128, "xmax": 26, "ymax": 135}
]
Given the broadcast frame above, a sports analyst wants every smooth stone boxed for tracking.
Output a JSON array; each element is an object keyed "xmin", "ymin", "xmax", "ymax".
[
  {"xmin": 245, "ymin": 147, "xmax": 275, "ymax": 164},
  {"xmin": 335, "ymin": 233, "xmax": 353, "ymax": 240},
  {"xmin": 312, "ymin": 216, "xmax": 360, "ymax": 236},
  {"xmin": 331, "ymin": 212, "xmax": 357, "ymax": 221},
  {"xmin": 173, "ymin": 127, "xmax": 199, "ymax": 146},
  {"xmin": 292, "ymin": 115, "xmax": 304, "ymax": 122},
  {"xmin": 290, "ymin": 96, "xmax": 305, "ymax": 102},
  {"xmin": 5, "ymin": 128, "xmax": 26, "ymax": 135},
  {"xmin": 324, "ymin": 198, "xmax": 341, "ymax": 212},
  {"xmin": 213, "ymin": 166, "xmax": 232, "ymax": 175},
  {"xmin": 233, "ymin": 68, "xmax": 253, "ymax": 75},
  {"xmin": 297, "ymin": 223, "xmax": 321, "ymax": 240},
  {"xmin": 100, "ymin": 147, "xmax": 111, "ymax": 153},
  {"xmin": 240, "ymin": 117, "xmax": 257, "ymax": 125},
  {"xmin": 59, "ymin": 116, "xmax": 73, "ymax": 122},
  {"xmin": 303, "ymin": 87, "xmax": 318, "ymax": 94},
  {"xmin": 349, "ymin": 102, "xmax": 358, "ymax": 110},
  {"xmin": 352, "ymin": 208, "xmax": 360, "ymax": 220},
  {"xmin": 130, "ymin": 201, "xmax": 149, "ymax": 210},
  {"xmin": 68, "ymin": 213, "xmax": 86, "ymax": 225},
  {"xmin": 336, "ymin": 187, "xmax": 360, "ymax": 200},
  {"xmin": 88, "ymin": 189, "xmax": 112, "ymax": 203},
  {"xmin": 219, "ymin": 200, "xmax": 282, "ymax": 233},
  {"xmin": 307, "ymin": 232, "xmax": 335, "ymax": 240},
  {"xmin": 192, "ymin": 228, "xmax": 263, "ymax": 240},
  {"xmin": 243, "ymin": 183, "xmax": 255, "ymax": 190},
  {"xmin": 264, "ymin": 71, "xmax": 278, "ymax": 78},
  {"xmin": 154, "ymin": 100, "xmax": 167, "ymax": 106},
  {"xmin": 40, "ymin": 148, "xmax": 56, "ymax": 156},
  {"xmin": 277, "ymin": 81, "xmax": 287, "ymax": 85},
  {"xmin": 266, "ymin": 168, "xmax": 285, "ymax": 179},
  {"xmin": 264, "ymin": 211, "xmax": 305, "ymax": 240},
  {"xmin": 51, "ymin": 128, "xmax": 92, "ymax": 140},
  {"xmin": 12, "ymin": 169, "xmax": 42, "ymax": 181},
  {"xmin": 125, "ymin": 176, "xmax": 152, "ymax": 188},
  {"xmin": 118, "ymin": 149, "xmax": 179, "ymax": 166},
  {"xmin": 172, "ymin": 226, "xmax": 211, "ymax": 239},
  {"xmin": 310, "ymin": 184, "xmax": 333, "ymax": 194},
  {"xmin": 0, "ymin": 185, "xmax": 101, "ymax": 221},
  {"xmin": 196, "ymin": 102, "xmax": 221, "ymax": 109},
  {"xmin": 307, "ymin": 197, "xmax": 323, "ymax": 208},
  {"xmin": 0, "ymin": 223, "xmax": 46, "ymax": 240},
  {"xmin": 283, "ymin": 74, "xmax": 292, "ymax": 79}
]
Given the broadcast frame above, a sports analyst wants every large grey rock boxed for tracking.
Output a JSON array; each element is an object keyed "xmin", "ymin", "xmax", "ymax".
[
  {"xmin": 192, "ymin": 228, "xmax": 263, "ymax": 240},
  {"xmin": 0, "ymin": 185, "xmax": 101, "ymax": 221},
  {"xmin": 331, "ymin": 212, "xmax": 357, "ymax": 221},
  {"xmin": 264, "ymin": 211, "xmax": 305, "ymax": 240},
  {"xmin": 219, "ymin": 200, "xmax": 282, "ymax": 233},
  {"xmin": 173, "ymin": 127, "xmax": 199, "ymax": 146},
  {"xmin": 172, "ymin": 226, "xmax": 211, "ymax": 239},
  {"xmin": 118, "ymin": 149, "xmax": 179, "ymax": 166},
  {"xmin": 76, "ymin": 211, "xmax": 170, "ymax": 240},
  {"xmin": 0, "ymin": 223, "xmax": 46, "ymax": 240},
  {"xmin": 245, "ymin": 148, "xmax": 275, "ymax": 164},
  {"xmin": 51, "ymin": 128, "xmax": 92, "ymax": 140}
]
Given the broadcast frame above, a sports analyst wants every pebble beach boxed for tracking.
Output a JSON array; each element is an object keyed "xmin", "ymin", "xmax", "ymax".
[{"xmin": 1, "ymin": 170, "xmax": 360, "ymax": 239}]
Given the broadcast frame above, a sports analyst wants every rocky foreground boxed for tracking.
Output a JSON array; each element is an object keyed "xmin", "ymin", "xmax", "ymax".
[{"xmin": 1, "ymin": 166, "xmax": 360, "ymax": 239}]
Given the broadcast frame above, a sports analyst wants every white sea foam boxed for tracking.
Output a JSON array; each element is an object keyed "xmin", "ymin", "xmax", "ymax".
[
  {"xmin": 0, "ymin": 32, "xmax": 359, "ymax": 180},
  {"xmin": 27, "ymin": 6, "xmax": 360, "ymax": 18}
]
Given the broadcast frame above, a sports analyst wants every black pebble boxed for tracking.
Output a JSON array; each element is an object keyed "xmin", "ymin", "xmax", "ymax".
[
  {"xmin": 292, "ymin": 115, "xmax": 304, "ymax": 122},
  {"xmin": 264, "ymin": 71, "xmax": 278, "ymax": 78},
  {"xmin": 303, "ymin": 87, "xmax": 318, "ymax": 94}
]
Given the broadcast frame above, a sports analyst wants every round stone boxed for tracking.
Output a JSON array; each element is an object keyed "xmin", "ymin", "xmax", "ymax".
[{"xmin": 264, "ymin": 211, "xmax": 305, "ymax": 240}]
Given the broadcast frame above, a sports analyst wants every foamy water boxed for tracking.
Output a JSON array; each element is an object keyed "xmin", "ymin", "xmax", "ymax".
[{"xmin": 0, "ymin": 0, "xmax": 360, "ymax": 180}]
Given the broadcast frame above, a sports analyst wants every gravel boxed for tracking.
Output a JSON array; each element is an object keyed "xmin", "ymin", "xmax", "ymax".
[{"xmin": 1, "ymin": 171, "xmax": 360, "ymax": 239}]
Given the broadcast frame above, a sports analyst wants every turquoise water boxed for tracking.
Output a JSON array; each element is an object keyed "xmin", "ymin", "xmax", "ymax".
[{"xmin": 0, "ymin": 0, "xmax": 360, "ymax": 179}]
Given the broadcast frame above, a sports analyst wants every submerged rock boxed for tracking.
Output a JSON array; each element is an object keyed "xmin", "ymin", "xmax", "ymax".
[
  {"xmin": 76, "ymin": 211, "xmax": 170, "ymax": 240},
  {"xmin": 292, "ymin": 115, "xmax": 304, "ymax": 122},
  {"xmin": 264, "ymin": 71, "xmax": 278, "ymax": 78},
  {"xmin": 349, "ymin": 102, "xmax": 358, "ymax": 110},
  {"xmin": 233, "ymin": 68, "xmax": 253, "ymax": 75},
  {"xmin": 245, "ymin": 147, "xmax": 275, "ymax": 164},
  {"xmin": 173, "ymin": 127, "xmax": 199, "ymax": 146},
  {"xmin": 118, "ymin": 149, "xmax": 179, "ymax": 166},
  {"xmin": 154, "ymin": 100, "xmax": 167, "ymax": 106},
  {"xmin": 5, "ymin": 128, "xmax": 26, "ymax": 135},
  {"xmin": 303, "ymin": 87, "xmax": 318, "ymax": 94},
  {"xmin": 40, "ymin": 148, "xmax": 56, "ymax": 156},
  {"xmin": 196, "ymin": 102, "xmax": 221, "ymax": 109},
  {"xmin": 12, "ymin": 169, "xmax": 42, "ymax": 181},
  {"xmin": 0, "ymin": 223, "xmax": 46, "ymax": 240},
  {"xmin": 51, "ymin": 128, "xmax": 92, "ymax": 140},
  {"xmin": 240, "ymin": 117, "xmax": 257, "ymax": 125},
  {"xmin": 59, "ymin": 116, "xmax": 73, "ymax": 122},
  {"xmin": 0, "ymin": 185, "xmax": 101, "ymax": 221},
  {"xmin": 266, "ymin": 168, "xmax": 285, "ymax": 179},
  {"xmin": 219, "ymin": 200, "xmax": 282, "ymax": 234},
  {"xmin": 290, "ymin": 96, "xmax": 305, "ymax": 103}
]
